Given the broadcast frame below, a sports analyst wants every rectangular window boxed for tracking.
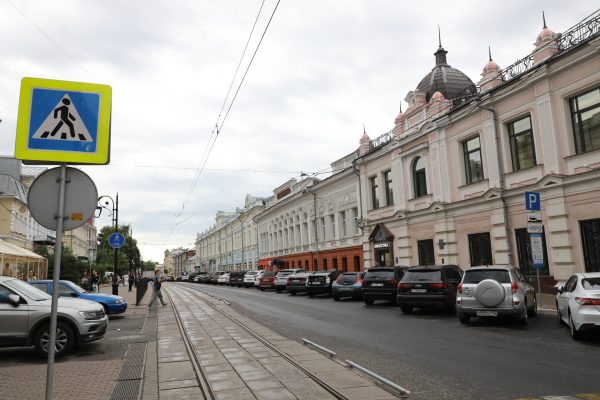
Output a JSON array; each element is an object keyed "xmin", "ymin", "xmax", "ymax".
[
  {"xmin": 417, "ymin": 239, "xmax": 435, "ymax": 265},
  {"xmin": 580, "ymin": 219, "xmax": 600, "ymax": 273},
  {"xmin": 369, "ymin": 176, "xmax": 380, "ymax": 209},
  {"xmin": 331, "ymin": 215, "xmax": 336, "ymax": 239},
  {"xmin": 383, "ymin": 170, "xmax": 394, "ymax": 206},
  {"xmin": 353, "ymin": 207, "xmax": 359, "ymax": 234},
  {"xmin": 570, "ymin": 87, "xmax": 600, "ymax": 154},
  {"xmin": 468, "ymin": 232, "xmax": 492, "ymax": 266},
  {"xmin": 340, "ymin": 211, "xmax": 346, "ymax": 238},
  {"xmin": 320, "ymin": 217, "xmax": 326, "ymax": 241},
  {"xmin": 515, "ymin": 228, "xmax": 549, "ymax": 276},
  {"xmin": 463, "ymin": 136, "xmax": 484, "ymax": 184},
  {"xmin": 508, "ymin": 115, "xmax": 536, "ymax": 171}
]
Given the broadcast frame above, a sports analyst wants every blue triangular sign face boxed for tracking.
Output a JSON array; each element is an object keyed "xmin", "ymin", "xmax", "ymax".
[{"xmin": 32, "ymin": 94, "xmax": 93, "ymax": 142}]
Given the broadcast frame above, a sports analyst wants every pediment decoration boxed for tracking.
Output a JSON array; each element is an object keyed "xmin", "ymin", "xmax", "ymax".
[{"xmin": 368, "ymin": 223, "xmax": 394, "ymax": 242}]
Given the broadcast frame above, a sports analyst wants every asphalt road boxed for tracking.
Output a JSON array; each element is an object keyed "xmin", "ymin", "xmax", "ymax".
[{"xmin": 181, "ymin": 282, "xmax": 600, "ymax": 400}]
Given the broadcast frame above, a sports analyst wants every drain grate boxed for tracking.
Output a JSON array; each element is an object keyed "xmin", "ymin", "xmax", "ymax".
[
  {"xmin": 111, "ymin": 379, "xmax": 140, "ymax": 400},
  {"xmin": 117, "ymin": 365, "xmax": 144, "ymax": 381},
  {"xmin": 122, "ymin": 356, "xmax": 145, "ymax": 367}
]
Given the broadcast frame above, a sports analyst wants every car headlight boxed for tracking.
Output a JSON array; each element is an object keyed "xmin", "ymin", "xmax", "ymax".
[
  {"xmin": 115, "ymin": 298, "xmax": 124, "ymax": 304},
  {"xmin": 79, "ymin": 310, "xmax": 102, "ymax": 320}
]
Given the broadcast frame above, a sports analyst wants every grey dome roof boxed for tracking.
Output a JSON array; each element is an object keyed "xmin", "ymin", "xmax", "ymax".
[{"xmin": 416, "ymin": 46, "xmax": 476, "ymax": 103}]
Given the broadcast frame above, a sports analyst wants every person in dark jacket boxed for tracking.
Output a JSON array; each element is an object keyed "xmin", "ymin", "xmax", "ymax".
[{"xmin": 148, "ymin": 269, "xmax": 167, "ymax": 308}]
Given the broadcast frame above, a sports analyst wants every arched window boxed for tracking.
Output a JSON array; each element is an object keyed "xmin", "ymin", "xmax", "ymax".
[{"xmin": 413, "ymin": 157, "xmax": 427, "ymax": 198}]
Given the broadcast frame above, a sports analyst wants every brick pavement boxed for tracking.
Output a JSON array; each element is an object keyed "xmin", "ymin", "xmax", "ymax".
[{"xmin": 0, "ymin": 282, "xmax": 153, "ymax": 400}]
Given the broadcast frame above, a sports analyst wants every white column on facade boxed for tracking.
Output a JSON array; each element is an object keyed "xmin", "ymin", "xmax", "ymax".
[
  {"xmin": 482, "ymin": 119, "xmax": 501, "ymax": 188},
  {"xmin": 536, "ymin": 94, "xmax": 560, "ymax": 174},
  {"xmin": 391, "ymin": 155, "xmax": 406, "ymax": 210}
]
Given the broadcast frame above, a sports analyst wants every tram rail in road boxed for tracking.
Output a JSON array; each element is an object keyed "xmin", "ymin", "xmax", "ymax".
[{"xmin": 165, "ymin": 284, "xmax": 403, "ymax": 400}]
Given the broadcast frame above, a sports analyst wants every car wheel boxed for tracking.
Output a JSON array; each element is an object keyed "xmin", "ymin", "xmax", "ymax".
[
  {"xmin": 309, "ymin": 293, "xmax": 315, "ymax": 298},
  {"xmin": 364, "ymin": 298, "xmax": 374, "ymax": 306},
  {"xmin": 459, "ymin": 315, "xmax": 470, "ymax": 325},
  {"xmin": 34, "ymin": 321, "xmax": 75, "ymax": 357},
  {"xmin": 528, "ymin": 294, "xmax": 538, "ymax": 317},
  {"xmin": 333, "ymin": 296, "xmax": 340, "ymax": 301},
  {"xmin": 557, "ymin": 301, "xmax": 566, "ymax": 326},
  {"xmin": 517, "ymin": 301, "xmax": 528, "ymax": 326},
  {"xmin": 569, "ymin": 311, "xmax": 582, "ymax": 340},
  {"xmin": 400, "ymin": 305, "xmax": 413, "ymax": 314},
  {"xmin": 276, "ymin": 288, "xmax": 282, "ymax": 293},
  {"xmin": 260, "ymin": 288, "xmax": 265, "ymax": 292},
  {"xmin": 290, "ymin": 292, "xmax": 297, "ymax": 296}
]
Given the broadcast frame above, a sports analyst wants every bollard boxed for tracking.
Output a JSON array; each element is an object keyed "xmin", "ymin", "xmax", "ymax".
[{"xmin": 135, "ymin": 277, "xmax": 149, "ymax": 305}]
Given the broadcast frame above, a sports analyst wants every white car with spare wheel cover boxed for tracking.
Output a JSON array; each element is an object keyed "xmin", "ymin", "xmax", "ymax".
[{"xmin": 456, "ymin": 265, "xmax": 537, "ymax": 326}]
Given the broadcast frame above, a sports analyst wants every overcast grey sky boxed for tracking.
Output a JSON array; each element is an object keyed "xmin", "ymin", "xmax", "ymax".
[{"xmin": 0, "ymin": 0, "xmax": 597, "ymax": 262}]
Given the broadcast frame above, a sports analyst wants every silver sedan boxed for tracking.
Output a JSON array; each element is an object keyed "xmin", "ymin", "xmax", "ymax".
[{"xmin": 556, "ymin": 272, "xmax": 600, "ymax": 340}]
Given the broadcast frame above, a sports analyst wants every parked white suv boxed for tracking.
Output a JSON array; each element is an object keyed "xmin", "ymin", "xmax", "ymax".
[
  {"xmin": 0, "ymin": 276, "xmax": 108, "ymax": 357},
  {"xmin": 456, "ymin": 265, "xmax": 537, "ymax": 326},
  {"xmin": 243, "ymin": 270, "xmax": 261, "ymax": 288}
]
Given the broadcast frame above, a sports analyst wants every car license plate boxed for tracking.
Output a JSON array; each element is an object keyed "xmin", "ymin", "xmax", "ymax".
[
  {"xmin": 372, "ymin": 283, "xmax": 383, "ymax": 287},
  {"xmin": 313, "ymin": 281, "xmax": 322, "ymax": 285},
  {"xmin": 340, "ymin": 287, "xmax": 351, "ymax": 291},
  {"xmin": 476, "ymin": 311, "xmax": 498, "ymax": 317},
  {"xmin": 411, "ymin": 289, "xmax": 426, "ymax": 293}
]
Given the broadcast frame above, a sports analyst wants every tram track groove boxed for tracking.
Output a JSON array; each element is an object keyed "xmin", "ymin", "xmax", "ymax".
[
  {"xmin": 167, "ymin": 283, "xmax": 361, "ymax": 400},
  {"xmin": 163, "ymin": 287, "xmax": 216, "ymax": 400}
]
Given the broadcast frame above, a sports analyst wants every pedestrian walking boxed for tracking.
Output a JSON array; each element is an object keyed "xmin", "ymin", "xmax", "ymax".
[
  {"xmin": 148, "ymin": 269, "xmax": 167, "ymax": 308},
  {"xmin": 128, "ymin": 270, "xmax": 134, "ymax": 292},
  {"xmin": 91, "ymin": 270, "xmax": 100, "ymax": 293}
]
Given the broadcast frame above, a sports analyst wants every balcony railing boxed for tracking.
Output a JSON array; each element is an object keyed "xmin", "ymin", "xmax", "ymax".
[{"xmin": 499, "ymin": 9, "xmax": 600, "ymax": 84}]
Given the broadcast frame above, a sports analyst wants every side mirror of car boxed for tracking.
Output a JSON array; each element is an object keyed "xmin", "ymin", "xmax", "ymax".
[{"xmin": 8, "ymin": 293, "xmax": 21, "ymax": 306}]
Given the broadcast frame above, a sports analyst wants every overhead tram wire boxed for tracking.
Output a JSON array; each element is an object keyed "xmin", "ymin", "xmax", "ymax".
[
  {"xmin": 178, "ymin": 0, "xmax": 283, "ymax": 215},
  {"xmin": 178, "ymin": 0, "xmax": 268, "ymax": 211},
  {"xmin": 171, "ymin": 0, "xmax": 283, "ymax": 239}
]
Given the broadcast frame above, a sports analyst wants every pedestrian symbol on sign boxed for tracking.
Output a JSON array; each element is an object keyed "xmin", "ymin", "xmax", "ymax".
[{"xmin": 32, "ymin": 94, "xmax": 93, "ymax": 142}]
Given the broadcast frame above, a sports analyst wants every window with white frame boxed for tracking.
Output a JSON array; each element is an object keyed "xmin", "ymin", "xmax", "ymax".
[
  {"xmin": 369, "ymin": 176, "xmax": 379, "ymax": 209},
  {"xmin": 341, "ymin": 211, "xmax": 347, "ymax": 238},
  {"xmin": 570, "ymin": 86, "xmax": 600, "ymax": 154},
  {"xmin": 383, "ymin": 170, "xmax": 393, "ymax": 206},
  {"xmin": 463, "ymin": 136, "xmax": 484, "ymax": 184},
  {"xmin": 412, "ymin": 156, "xmax": 427, "ymax": 198},
  {"xmin": 508, "ymin": 115, "xmax": 536, "ymax": 171}
]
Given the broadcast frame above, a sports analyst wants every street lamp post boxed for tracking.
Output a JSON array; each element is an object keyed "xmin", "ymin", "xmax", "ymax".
[{"xmin": 98, "ymin": 193, "xmax": 119, "ymax": 295}]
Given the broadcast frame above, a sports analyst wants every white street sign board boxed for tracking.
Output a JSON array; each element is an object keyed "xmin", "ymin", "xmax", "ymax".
[
  {"xmin": 530, "ymin": 233, "xmax": 545, "ymax": 269},
  {"xmin": 527, "ymin": 222, "xmax": 543, "ymax": 234},
  {"xmin": 527, "ymin": 213, "xmax": 542, "ymax": 223}
]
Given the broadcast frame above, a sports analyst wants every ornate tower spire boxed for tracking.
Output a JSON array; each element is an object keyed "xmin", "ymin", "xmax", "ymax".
[{"xmin": 434, "ymin": 25, "xmax": 448, "ymax": 65}]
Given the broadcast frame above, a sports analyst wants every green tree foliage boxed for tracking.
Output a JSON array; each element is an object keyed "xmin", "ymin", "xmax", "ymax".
[
  {"xmin": 96, "ymin": 224, "xmax": 142, "ymax": 275},
  {"xmin": 34, "ymin": 244, "xmax": 90, "ymax": 282}
]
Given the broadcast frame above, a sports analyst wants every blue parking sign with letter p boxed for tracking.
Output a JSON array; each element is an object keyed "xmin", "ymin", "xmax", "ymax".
[{"xmin": 525, "ymin": 192, "xmax": 540, "ymax": 211}]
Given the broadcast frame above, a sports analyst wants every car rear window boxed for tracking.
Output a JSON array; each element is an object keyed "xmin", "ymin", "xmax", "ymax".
[
  {"xmin": 365, "ymin": 270, "xmax": 393, "ymax": 279},
  {"xmin": 262, "ymin": 271, "xmax": 277, "ymax": 277},
  {"xmin": 402, "ymin": 270, "xmax": 441, "ymax": 282},
  {"xmin": 337, "ymin": 273, "xmax": 359, "ymax": 284},
  {"xmin": 463, "ymin": 269, "xmax": 511, "ymax": 284},
  {"xmin": 582, "ymin": 278, "xmax": 600, "ymax": 290},
  {"xmin": 246, "ymin": 271, "xmax": 258, "ymax": 276}
]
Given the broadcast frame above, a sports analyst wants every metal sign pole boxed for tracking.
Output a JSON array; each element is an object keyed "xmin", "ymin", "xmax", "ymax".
[{"xmin": 45, "ymin": 163, "xmax": 68, "ymax": 400}]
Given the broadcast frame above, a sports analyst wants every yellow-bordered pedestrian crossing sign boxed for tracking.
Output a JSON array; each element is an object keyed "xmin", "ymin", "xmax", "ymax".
[{"xmin": 15, "ymin": 77, "xmax": 112, "ymax": 164}]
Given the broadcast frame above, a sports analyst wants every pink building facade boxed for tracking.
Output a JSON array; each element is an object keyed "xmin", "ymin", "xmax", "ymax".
[{"xmin": 357, "ymin": 11, "xmax": 600, "ymax": 292}]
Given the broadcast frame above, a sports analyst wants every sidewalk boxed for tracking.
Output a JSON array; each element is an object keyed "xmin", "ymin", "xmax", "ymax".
[{"xmin": 138, "ymin": 285, "xmax": 400, "ymax": 400}]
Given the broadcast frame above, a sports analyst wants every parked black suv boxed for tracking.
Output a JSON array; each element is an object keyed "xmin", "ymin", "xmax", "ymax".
[
  {"xmin": 396, "ymin": 265, "xmax": 463, "ymax": 313},
  {"xmin": 228, "ymin": 271, "xmax": 248, "ymax": 287},
  {"xmin": 306, "ymin": 270, "xmax": 340, "ymax": 297},
  {"xmin": 361, "ymin": 266, "xmax": 408, "ymax": 305}
]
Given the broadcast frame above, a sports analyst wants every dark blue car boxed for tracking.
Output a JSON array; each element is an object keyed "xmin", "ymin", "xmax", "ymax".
[{"xmin": 29, "ymin": 280, "xmax": 128, "ymax": 315}]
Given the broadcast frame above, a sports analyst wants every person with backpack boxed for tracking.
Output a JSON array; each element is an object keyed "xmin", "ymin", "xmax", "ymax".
[{"xmin": 148, "ymin": 269, "xmax": 167, "ymax": 309}]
